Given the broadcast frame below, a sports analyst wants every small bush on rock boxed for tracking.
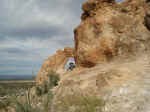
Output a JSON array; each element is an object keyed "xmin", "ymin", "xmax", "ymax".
[
  {"xmin": 47, "ymin": 71, "xmax": 60, "ymax": 87},
  {"xmin": 36, "ymin": 71, "xmax": 60, "ymax": 96}
]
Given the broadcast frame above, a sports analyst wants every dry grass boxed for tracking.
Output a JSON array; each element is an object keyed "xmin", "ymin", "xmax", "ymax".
[{"xmin": 54, "ymin": 90, "xmax": 105, "ymax": 112}]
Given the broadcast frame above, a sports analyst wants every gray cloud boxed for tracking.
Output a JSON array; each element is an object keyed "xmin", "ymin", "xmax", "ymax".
[
  {"xmin": 0, "ymin": 0, "xmax": 84, "ymax": 40},
  {"xmin": 0, "ymin": 48, "xmax": 27, "ymax": 54},
  {"xmin": 1, "ymin": 25, "xmax": 68, "ymax": 39},
  {"xmin": 0, "ymin": 0, "xmax": 84, "ymax": 76}
]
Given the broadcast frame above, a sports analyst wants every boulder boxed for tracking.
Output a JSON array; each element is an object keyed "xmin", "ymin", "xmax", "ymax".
[{"xmin": 74, "ymin": 0, "xmax": 150, "ymax": 68}]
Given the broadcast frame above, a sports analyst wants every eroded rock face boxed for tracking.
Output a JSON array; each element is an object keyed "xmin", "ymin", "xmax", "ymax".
[
  {"xmin": 53, "ymin": 55, "xmax": 150, "ymax": 112},
  {"xmin": 35, "ymin": 0, "xmax": 150, "ymax": 112},
  {"xmin": 74, "ymin": 0, "xmax": 150, "ymax": 67},
  {"xmin": 36, "ymin": 47, "xmax": 74, "ymax": 84}
]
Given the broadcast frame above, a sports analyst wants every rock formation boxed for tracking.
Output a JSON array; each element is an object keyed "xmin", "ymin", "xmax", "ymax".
[
  {"xmin": 37, "ymin": 0, "xmax": 150, "ymax": 83},
  {"xmin": 51, "ymin": 0, "xmax": 150, "ymax": 112},
  {"xmin": 54, "ymin": 55, "xmax": 150, "ymax": 112},
  {"xmin": 36, "ymin": 47, "xmax": 74, "ymax": 84},
  {"xmin": 74, "ymin": 0, "xmax": 150, "ymax": 67},
  {"xmin": 36, "ymin": 0, "xmax": 150, "ymax": 111}
]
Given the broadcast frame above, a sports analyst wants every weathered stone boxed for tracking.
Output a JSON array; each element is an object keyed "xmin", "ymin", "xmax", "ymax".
[
  {"xmin": 36, "ymin": 47, "xmax": 74, "ymax": 84},
  {"xmin": 36, "ymin": 0, "xmax": 150, "ymax": 112},
  {"xmin": 74, "ymin": 0, "xmax": 150, "ymax": 68}
]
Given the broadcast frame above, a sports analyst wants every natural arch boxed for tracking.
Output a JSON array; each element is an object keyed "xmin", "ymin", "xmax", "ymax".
[
  {"xmin": 115, "ymin": 0, "xmax": 124, "ymax": 3},
  {"xmin": 65, "ymin": 58, "xmax": 76, "ymax": 70},
  {"xmin": 36, "ymin": 47, "xmax": 74, "ymax": 84}
]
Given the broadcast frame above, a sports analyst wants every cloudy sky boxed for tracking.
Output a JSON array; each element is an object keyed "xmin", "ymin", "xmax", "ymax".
[
  {"xmin": 0, "ymin": 0, "xmax": 123, "ymax": 77},
  {"xmin": 0, "ymin": 0, "xmax": 85, "ymax": 76}
]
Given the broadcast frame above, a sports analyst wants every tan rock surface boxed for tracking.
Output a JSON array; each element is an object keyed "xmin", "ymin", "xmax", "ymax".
[
  {"xmin": 51, "ymin": 0, "xmax": 150, "ymax": 112},
  {"xmin": 36, "ymin": 47, "xmax": 74, "ymax": 84},
  {"xmin": 54, "ymin": 54, "xmax": 150, "ymax": 112},
  {"xmin": 37, "ymin": 0, "xmax": 150, "ymax": 83},
  {"xmin": 74, "ymin": 0, "xmax": 150, "ymax": 67},
  {"xmin": 36, "ymin": 0, "xmax": 150, "ymax": 111}
]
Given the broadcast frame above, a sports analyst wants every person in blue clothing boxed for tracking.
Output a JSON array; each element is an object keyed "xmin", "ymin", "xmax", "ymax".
[{"xmin": 68, "ymin": 62, "xmax": 76, "ymax": 71}]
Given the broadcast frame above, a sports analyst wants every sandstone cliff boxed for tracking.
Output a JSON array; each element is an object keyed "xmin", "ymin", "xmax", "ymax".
[
  {"xmin": 36, "ymin": 0, "xmax": 150, "ymax": 111},
  {"xmin": 74, "ymin": 0, "xmax": 150, "ymax": 67},
  {"xmin": 37, "ymin": 0, "xmax": 150, "ymax": 82},
  {"xmin": 54, "ymin": 0, "xmax": 150, "ymax": 112},
  {"xmin": 53, "ymin": 54, "xmax": 150, "ymax": 112},
  {"xmin": 36, "ymin": 47, "xmax": 74, "ymax": 84}
]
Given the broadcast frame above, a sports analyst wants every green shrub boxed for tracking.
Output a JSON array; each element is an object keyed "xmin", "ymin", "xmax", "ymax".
[
  {"xmin": 0, "ymin": 100, "xmax": 11, "ymax": 110},
  {"xmin": 35, "ymin": 86, "xmax": 42, "ymax": 96},
  {"xmin": 43, "ymin": 91, "xmax": 53, "ymax": 112},
  {"xmin": 13, "ymin": 90, "xmax": 41, "ymax": 112},
  {"xmin": 42, "ymin": 81, "xmax": 49, "ymax": 94},
  {"xmin": 36, "ymin": 71, "xmax": 60, "ymax": 96},
  {"xmin": 47, "ymin": 71, "xmax": 60, "ymax": 88},
  {"xmin": 0, "ymin": 86, "xmax": 13, "ymax": 97},
  {"xmin": 13, "ymin": 88, "xmax": 54, "ymax": 112},
  {"xmin": 14, "ymin": 101, "xmax": 40, "ymax": 112}
]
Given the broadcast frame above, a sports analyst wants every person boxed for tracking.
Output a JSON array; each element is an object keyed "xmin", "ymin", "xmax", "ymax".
[{"xmin": 68, "ymin": 62, "xmax": 76, "ymax": 71}]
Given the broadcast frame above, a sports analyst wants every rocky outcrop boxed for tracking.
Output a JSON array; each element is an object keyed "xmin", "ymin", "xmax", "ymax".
[
  {"xmin": 36, "ymin": 0, "xmax": 150, "ymax": 82},
  {"xmin": 34, "ymin": 0, "xmax": 150, "ymax": 112},
  {"xmin": 51, "ymin": 0, "xmax": 150, "ymax": 112},
  {"xmin": 36, "ymin": 0, "xmax": 150, "ymax": 83},
  {"xmin": 36, "ymin": 47, "xmax": 74, "ymax": 84},
  {"xmin": 53, "ymin": 54, "xmax": 150, "ymax": 112},
  {"xmin": 74, "ymin": 0, "xmax": 150, "ymax": 67}
]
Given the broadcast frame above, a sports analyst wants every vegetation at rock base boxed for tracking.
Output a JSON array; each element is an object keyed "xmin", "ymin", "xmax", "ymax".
[
  {"xmin": 13, "ymin": 90, "xmax": 41, "ymax": 112},
  {"xmin": 9, "ymin": 72, "xmax": 59, "ymax": 112},
  {"xmin": 0, "ymin": 71, "xmax": 60, "ymax": 112},
  {"xmin": 0, "ymin": 98, "xmax": 11, "ymax": 111},
  {"xmin": 55, "ymin": 92, "xmax": 105, "ymax": 112},
  {"xmin": 0, "ymin": 81, "xmax": 35, "ymax": 97},
  {"xmin": 35, "ymin": 71, "xmax": 60, "ymax": 96},
  {"xmin": 0, "ymin": 71, "xmax": 106, "ymax": 112}
]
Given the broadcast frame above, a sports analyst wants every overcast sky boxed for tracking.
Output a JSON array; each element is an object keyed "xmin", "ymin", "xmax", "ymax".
[
  {"xmin": 0, "ymin": 0, "xmax": 85, "ymax": 76},
  {"xmin": 0, "ymin": 0, "xmax": 123, "ymax": 76}
]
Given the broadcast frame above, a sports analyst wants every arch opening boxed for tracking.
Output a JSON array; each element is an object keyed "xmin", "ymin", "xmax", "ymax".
[
  {"xmin": 65, "ymin": 58, "xmax": 76, "ymax": 71},
  {"xmin": 115, "ymin": 0, "xmax": 124, "ymax": 3}
]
